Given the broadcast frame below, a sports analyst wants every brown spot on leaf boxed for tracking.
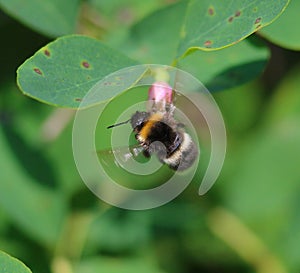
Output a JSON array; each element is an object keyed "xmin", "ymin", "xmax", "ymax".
[
  {"xmin": 44, "ymin": 49, "xmax": 50, "ymax": 57},
  {"xmin": 253, "ymin": 7, "xmax": 258, "ymax": 12},
  {"xmin": 34, "ymin": 68, "xmax": 42, "ymax": 75},
  {"xmin": 235, "ymin": 10, "xmax": 241, "ymax": 17},
  {"xmin": 82, "ymin": 61, "xmax": 90, "ymax": 68},
  {"xmin": 208, "ymin": 7, "xmax": 214, "ymax": 15},
  {"xmin": 228, "ymin": 16, "xmax": 234, "ymax": 22},
  {"xmin": 204, "ymin": 40, "xmax": 212, "ymax": 47},
  {"xmin": 75, "ymin": 98, "xmax": 82, "ymax": 102},
  {"xmin": 255, "ymin": 17, "xmax": 261, "ymax": 24}
]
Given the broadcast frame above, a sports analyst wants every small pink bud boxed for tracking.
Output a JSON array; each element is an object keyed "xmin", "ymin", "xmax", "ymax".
[{"xmin": 148, "ymin": 81, "xmax": 173, "ymax": 104}]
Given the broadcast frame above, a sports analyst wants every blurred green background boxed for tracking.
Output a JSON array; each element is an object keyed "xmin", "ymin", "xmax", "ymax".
[{"xmin": 1, "ymin": 0, "xmax": 300, "ymax": 273}]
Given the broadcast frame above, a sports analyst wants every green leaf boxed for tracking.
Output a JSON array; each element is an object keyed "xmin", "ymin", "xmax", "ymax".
[
  {"xmin": 178, "ymin": 36, "xmax": 270, "ymax": 92},
  {"xmin": 0, "ymin": 250, "xmax": 32, "ymax": 273},
  {"xmin": 117, "ymin": 2, "xmax": 269, "ymax": 92},
  {"xmin": 259, "ymin": 0, "xmax": 300, "ymax": 50},
  {"xmin": 45, "ymin": 120, "xmax": 83, "ymax": 195},
  {"xmin": 0, "ymin": 0, "xmax": 80, "ymax": 37},
  {"xmin": 213, "ymin": 80, "xmax": 264, "ymax": 134},
  {"xmin": 17, "ymin": 35, "xmax": 139, "ymax": 108},
  {"xmin": 177, "ymin": 0, "xmax": 289, "ymax": 57},
  {"xmin": 88, "ymin": 0, "xmax": 164, "ymax": 24},
  {"xmin": 119, "ymin": 1, "xmax": 188, "ymax": 64}
]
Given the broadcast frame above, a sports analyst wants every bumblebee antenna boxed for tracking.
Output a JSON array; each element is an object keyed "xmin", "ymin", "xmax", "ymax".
[{"xmin": 107, "ymin": 119, "xmax": 131, "ymax": 129}]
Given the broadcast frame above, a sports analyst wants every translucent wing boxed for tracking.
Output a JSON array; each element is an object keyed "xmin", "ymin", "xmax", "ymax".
[{"xmin": 97, "ymin": 144, "xmax": 145, "ymax": 167}]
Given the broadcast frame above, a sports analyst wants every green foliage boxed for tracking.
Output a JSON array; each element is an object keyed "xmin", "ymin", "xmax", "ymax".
[
  {"xmin": 17, "ymin": 35, "xmax": 138, "ymax": 108},
  {"xmin": 74, "ymin": 257, "xmax": 165, "ymax": 273},
  {"xmin": 0, "ymin": 125, "xmax": 67, "ymax": 244},
  {"xmin": 15, "ymin": 0, "xmax": 288, "ymax": 108},
  {"xmin": 0, "ymin": 0, "xmax": 80, "ymax": 37},
  {"xmin": 0, "ymin": 251, "xmax": 32, "ymax": 273},
  {"xmin": 217, "ymin": 65, "xmax": 300, "ymax": 272},
  {"xmin": 1, "ymin": 0, "xmax": 300, "ymax": 273},
  {"xmin": 119, "ymin": 1, "xmax": 188, "ymax": 64},
  {"xmin": 178, "ymin": 36, "xmax": 270, "ymax": 91},
  {"xmin": 177, "ymin": 0, "xmax": 289, "ymax": 55},
  {"xmin": 260, "ymin": 0, "xmax": 300, "ymax": 50}
]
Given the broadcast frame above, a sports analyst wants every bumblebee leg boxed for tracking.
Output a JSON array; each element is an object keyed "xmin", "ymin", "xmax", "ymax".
[{"xmin": 143, "ymin": 149, "xmax": 151, "ymax": 158}]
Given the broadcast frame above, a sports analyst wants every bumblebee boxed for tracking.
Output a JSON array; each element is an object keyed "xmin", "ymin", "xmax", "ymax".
[
  {"xmin": 129, "ymin": 110, "xmax": 197, "ymax": 171},
  {"xmin": 107, "ymin": 82, "xmax": 198, "ymax": 171}
]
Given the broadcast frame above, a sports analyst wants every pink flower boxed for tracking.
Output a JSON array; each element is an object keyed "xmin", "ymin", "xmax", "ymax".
[{"xmin": 148, "ymin": 81, "xmax": 173, "ymax": 105}]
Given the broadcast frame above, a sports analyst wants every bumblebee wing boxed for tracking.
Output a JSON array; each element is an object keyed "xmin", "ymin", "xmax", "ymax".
[{"xmin": 97, "ymin": 144, "xmax": 144, "ymax": 164}]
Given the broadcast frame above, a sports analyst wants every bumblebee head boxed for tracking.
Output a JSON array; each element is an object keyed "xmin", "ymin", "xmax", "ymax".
[{"xmin": 130, "ymin": 111, "xmax": 150, "ymax": 132}]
